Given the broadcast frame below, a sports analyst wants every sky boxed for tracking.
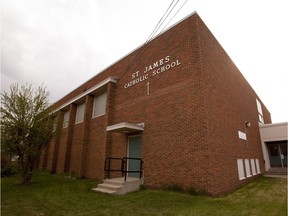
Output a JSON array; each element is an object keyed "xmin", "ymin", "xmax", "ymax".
[{"xmin": 1, "ymin": 0, "xmax": 288, "ymax": 123}]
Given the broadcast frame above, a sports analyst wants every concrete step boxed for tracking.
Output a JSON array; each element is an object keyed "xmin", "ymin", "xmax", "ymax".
[
  {"xmin": 97, "ymin": 183, "xmax": 123, "ymax": 191},
  {"xmin": 92, "ymin": 177, "xmax": 142, "ymax": 195},
  {"xmin": 266, "ymin": 167, "xmax": 287, "ymax": 175},
  {"xmin": 91, "ymin": 187, "xmax": 116, "ymax": 194},
  {"xmin": 103, "ymin": 179, "xmax": 125, "ymax": 187}
]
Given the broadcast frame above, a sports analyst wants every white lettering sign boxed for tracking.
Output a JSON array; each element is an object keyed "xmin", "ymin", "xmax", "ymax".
[{"xmin": 124, "ymin": 55, "xmax": 181, "ymax": 89}]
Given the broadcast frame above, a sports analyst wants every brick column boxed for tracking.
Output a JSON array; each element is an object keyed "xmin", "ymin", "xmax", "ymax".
[
  {"xmin": 64, "ymin": 104, "xmax": 77, "ymax": 173},
  {"xmin": 104, "ymin": 82, "xmax": 116, "ymax": 179},
  {"xmin": 51, "ymin": 111, "xmax": 64, "ymax": 173},
  {"xmin": 106, "ymin": 83, "xmax": 116, "ymax": 157},
  {"xmin": 79, "ymin": 95, "xmax": 93, "ymax": 177},
  {"xmin": 41, "ymin": 142, "xmax": 50, "ymax": 170}
]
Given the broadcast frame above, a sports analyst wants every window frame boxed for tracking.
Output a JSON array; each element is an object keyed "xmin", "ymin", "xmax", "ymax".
[
  {"xmin": 92, "ymin": 92, "xmax": 107, "ymax": 118},
  {"xmin": 63, "ymin": 111, "xmax": 70, "ymax": 128},
  {"xmin": 75, "ymin": 103, "xmax": 85, "ymax": 124}
]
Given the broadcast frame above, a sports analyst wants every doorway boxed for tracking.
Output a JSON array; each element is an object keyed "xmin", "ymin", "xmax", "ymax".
[
  {"xmin": 267, "ymin": 141, "xmax": 287, "ymax": 167},
  {"xmin": 127, "ymin": 136, "xmax": 142, "ymax": 177}
]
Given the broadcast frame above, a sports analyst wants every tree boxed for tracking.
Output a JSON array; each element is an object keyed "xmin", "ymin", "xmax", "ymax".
[{"xmin": 1, "ymin": 83, "xmax": 55, "ymax": 184}]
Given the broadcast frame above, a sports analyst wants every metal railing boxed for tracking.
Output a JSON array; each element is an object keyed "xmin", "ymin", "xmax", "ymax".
[{"xmin": 104, "ymin": 157, "xmax": 143, "ymax": 181}]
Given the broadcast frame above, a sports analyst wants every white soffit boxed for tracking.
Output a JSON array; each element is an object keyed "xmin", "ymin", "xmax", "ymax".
[
  {"xmin": 54, "ymin": 76, "xmax": 118, "ymax": 112},
  {"xmin": 107, "ymin": 122, "xmax": 144, "ymax": 133}
]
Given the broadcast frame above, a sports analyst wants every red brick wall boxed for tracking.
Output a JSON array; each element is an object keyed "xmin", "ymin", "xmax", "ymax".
[
  {"xmin": 69, "ymin": 123, "xmax": 84, "ymax": 174},
  {"xmin": 46, "ymin": 141, "xmax": 55, "ymax": 171},
  {"xmin": 196, "ymin": 14, "xmax": 271, "ymax": 195},
  {"xmin": 41, "ymin": 12, "xmax": 271, "ymax": 196},
  {"xmin": 56, "ymin": 128, "xmax": 68, "ymax": 173},
  {"xmin": 85, "ymin": 116, "xmax": 107, "ymax": 179}
]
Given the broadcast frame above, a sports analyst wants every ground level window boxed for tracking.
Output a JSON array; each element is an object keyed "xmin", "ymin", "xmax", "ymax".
[
  {"xmin": 245, "ymin": 159, "xmax": 252, "ymax": 177},
  {"xmin": 237, "ymin": 159, "xmax": 246, "ymax": 180}
]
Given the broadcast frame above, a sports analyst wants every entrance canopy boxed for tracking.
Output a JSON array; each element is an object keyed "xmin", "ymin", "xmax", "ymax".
[{"xmin": 107, "ymin": 122, "xmax": 144, "ymax": 133}]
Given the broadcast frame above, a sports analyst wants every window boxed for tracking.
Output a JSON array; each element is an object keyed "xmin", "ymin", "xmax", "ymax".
[
  {"xmin": 92, "ymin": 92, "xmax": 107, "ymax": 118},
  {"xmin": 255, "ymin": 159, "xmax": 261, "ymax": 174},
  {"xmin": 256, "ymin": 99, "xmax": 264, "ymax": 124},
  {"xmin": 237, "ymin": 159, "xmax": 246, "ymax": 180},
  {"xmin": 63, "ymin": 111, "xmax": 70, "ymax": 128},
  {"xmin": 245, "ymin": 159, "xmax": 252, "ymax": 177},
  {"xmin": 75, "ymin": 103, "xmax": 85, "ymax": 124},
  {"xmin": 52, "ymin": 116, "xmax": 58, "ymax": 132},
  {"xmin": 250, "ymin": 159, "xmax": 256, "ymax": 175}
]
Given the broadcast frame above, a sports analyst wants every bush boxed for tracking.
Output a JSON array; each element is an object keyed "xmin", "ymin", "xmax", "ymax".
[{"xmin": 1, "ymin": 164, "xmax": 18, "ymax": 177}]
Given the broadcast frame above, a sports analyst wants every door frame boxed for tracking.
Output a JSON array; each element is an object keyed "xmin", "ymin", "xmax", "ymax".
[
  {"xmin": 127, "ymin": 135, "xmax": 142, "ymax": 177},
  {"xmin": 267, "ymin": 142, "xmax": 287, "ymax": 168}
]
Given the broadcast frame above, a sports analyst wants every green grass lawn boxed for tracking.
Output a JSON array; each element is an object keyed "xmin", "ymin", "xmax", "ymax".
[{"xmin": 1, "ymin": 172, "xmax": 287, "ymax": 216}]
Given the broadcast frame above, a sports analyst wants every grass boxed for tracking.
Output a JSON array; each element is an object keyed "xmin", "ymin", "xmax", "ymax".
[{"xmin": 1, "ymin": 172, "xmax": 287, "ymax": 216}]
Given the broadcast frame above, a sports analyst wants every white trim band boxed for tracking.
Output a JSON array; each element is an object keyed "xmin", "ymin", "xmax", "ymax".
[{"xmin": 54, "ymin": 76, "xmax": 118, "ymax": 112}]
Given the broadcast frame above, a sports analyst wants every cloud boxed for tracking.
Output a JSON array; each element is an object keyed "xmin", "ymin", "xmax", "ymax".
[{"xmin": 2, "ymin": 0, "xmax": 288, "ymax": 122}]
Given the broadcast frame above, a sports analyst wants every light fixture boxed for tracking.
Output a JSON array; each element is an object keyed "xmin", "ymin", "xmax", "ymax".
[{"xmin": 245, "ymin": 121, "xmax": 251, "ymax": 128}]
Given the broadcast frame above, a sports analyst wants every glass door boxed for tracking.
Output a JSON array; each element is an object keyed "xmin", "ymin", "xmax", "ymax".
[
  {"xmin": 127, "ymin": 136, "xmax": 141, "ymax": 177},
  {"xmin": 268, "ymin": 142, "xmax": 287, "ymax": 167}
]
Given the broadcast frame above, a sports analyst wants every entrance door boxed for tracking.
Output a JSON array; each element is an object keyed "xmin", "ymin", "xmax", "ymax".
[
  {"xmin": 268, "ymin": 142, "xmax": 287, "ymax": 167},
  {"xmin": 128, "ymin": 136, "xmax": 141, "ymax": 178}
]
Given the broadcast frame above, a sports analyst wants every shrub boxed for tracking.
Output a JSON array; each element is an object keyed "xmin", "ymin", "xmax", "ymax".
[{"xmin": 1, "ymin": 164, "xmax": 18, "ymax": 177}]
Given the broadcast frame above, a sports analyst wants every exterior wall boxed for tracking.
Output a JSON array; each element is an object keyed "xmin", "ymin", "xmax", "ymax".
[
  {"xmin": 260, "ymin": 122, "xmax": 287, "ymax": 142},
  {"xmin": 85, "ymin": 115, "xmax": 107, "ymax": 179},
  {"xmin": 260, "ymin": 122, "xmax": 288, "ymax": 170},
  {"xmin": 69, "ymin": 123, "xmax": 84, "ymax": 174},
  {"xmin": 46, "ymin": 141, "xmax": 55, "ymax": 170},
  {"xmin": 56, "ymin": 128, "xmax": 69, "ymax": 173},
  {"xmin": 39, "ymin": 12, "xmax": 272, "ymax": 196},
  {"xmin": 196, "ymin": 15, "xmax": 271, "ymax": 195},
  {"xmin": 107, "ymin": 13, "xmax": 208, "ymax": 190}
]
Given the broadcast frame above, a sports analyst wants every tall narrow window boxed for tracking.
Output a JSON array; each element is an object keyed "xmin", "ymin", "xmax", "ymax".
[
  {"xmin": 63, "ymin": 111, "xmax": 70, "ymax": 128},
  {"xmin": 52, "ymin": 116, "xmax": 58, "ymax": 132},
  {"xmin": 75, "ymin": 103, "xmax": 85, "ymax": 124},
  {"xmin": 237, "ymin": 159, "xmax": 246, "ymax": 180},
  {"xmin": 256, "ymin": 99, "xmax": 264, "ymax": 124},
  {"xmin": 92, "ymin": 92, "xmax": 107, "ymax": 118},
  {"xmin": 255, "ymin": 159, "xmax": 261, "ymax": 174},
  {"xmin": 245, "ymin": 159, "xmax": 252, "ymax": 177},
  {"xmin": 250, "ymin": 159, "xmax": 256, "ymax": 175}
]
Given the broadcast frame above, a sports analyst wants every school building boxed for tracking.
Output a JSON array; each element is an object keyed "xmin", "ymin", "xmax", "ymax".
[{"xmin": 38, "ymin": 12, "xmax": 287, "ymax": 196}]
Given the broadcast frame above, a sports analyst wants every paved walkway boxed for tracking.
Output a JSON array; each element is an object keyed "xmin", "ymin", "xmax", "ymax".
[{"xmin": 263, "ymin": 175, "xmax": 287, "ymax": 179}]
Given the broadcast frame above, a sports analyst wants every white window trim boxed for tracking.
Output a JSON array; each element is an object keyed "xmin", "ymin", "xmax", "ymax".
[
  {"xmin": 53, "ymin": 76, "xmax": 117, "ymax": 113},
  {"xmin": 255, "ymin": 159, "xmax": 261, "ymax": 174},
  {"xmin": 245, "ymin": 159, "xmax": 252, "ymax": 178},
  {"xmin": 250, "ymin": 159, "xmax": 257, "ymax": 175},
  {"xmin": 63, "ymin": 111, "xmax": 70, "ymax": 128},
  {"xmin": 92, "ymin": 92, "xmax": 107, "ymax": 118},
  {"xmin": 256, "ymin": 99, "xmax": 264, "ymax": 124},
  {"xmin": 237, "ymin": 159, "xmax": 246, "ymax": 180},
  {"xmin": 75, "ymin": 103, "xmax": 85, "ymax": 124}
]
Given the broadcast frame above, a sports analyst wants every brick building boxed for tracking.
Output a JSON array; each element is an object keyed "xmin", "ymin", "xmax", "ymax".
[{"xmin": 38, "ymin": 12, "xmax": 273, "ymax": 196}]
